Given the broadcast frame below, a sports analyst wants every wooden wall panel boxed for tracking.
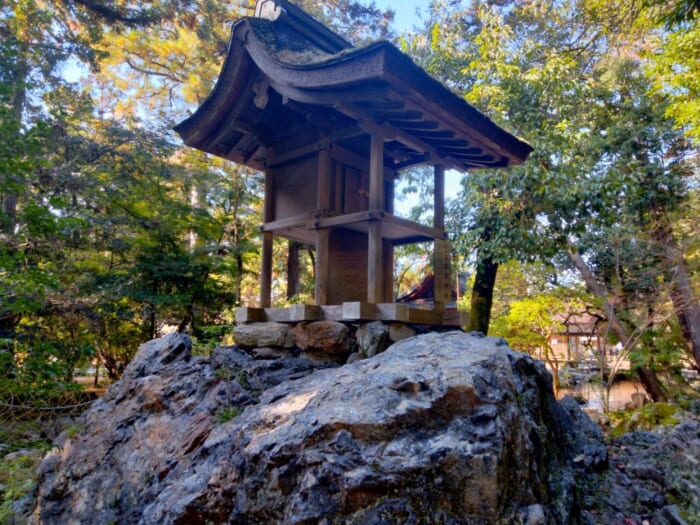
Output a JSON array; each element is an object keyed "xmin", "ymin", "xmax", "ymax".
[
  {"xmin": 342, "ymin": 165, "xmax": 367, "ymax": 214},
  {"xmin": 271, "ymin": 156, "xmax": 318, "ymax": 220},
  {"xmin": 327, "ymin": 229, "xmax": 368, "ymax": 304}
]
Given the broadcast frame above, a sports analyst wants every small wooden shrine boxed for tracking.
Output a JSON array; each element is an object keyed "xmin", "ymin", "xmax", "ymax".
[{"xmin": 175, "ymin": 0, "xmax": 532, "ymax": 325}]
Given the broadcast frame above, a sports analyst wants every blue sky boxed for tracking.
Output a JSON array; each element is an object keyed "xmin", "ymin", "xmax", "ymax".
[
  {"xmin": 373, "ymin": 1, "xmax": 464, "ymax": 213},
  {"xmin": 374, "ymin": 0, "xmax": 426, "ymax": 32}
]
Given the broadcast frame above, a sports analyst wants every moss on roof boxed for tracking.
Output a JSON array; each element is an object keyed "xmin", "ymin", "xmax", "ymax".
[
  {"xmin": 248, "ymin": 18, "xmax": 333, "ymax": 65},
  {"xmin": 247, "ymin": 17, "xmax": 383, "ymax": 68}
]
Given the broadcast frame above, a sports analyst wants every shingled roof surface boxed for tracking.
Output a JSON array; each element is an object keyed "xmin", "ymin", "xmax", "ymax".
[{"xmin": 175, "ymin": 0, "xmax": 532, "ymax": 172}]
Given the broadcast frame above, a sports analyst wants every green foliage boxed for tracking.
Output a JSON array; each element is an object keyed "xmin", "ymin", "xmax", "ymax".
[
  {"xmin": 0, "ymin": 0, "xmax": 271, "ymax": 391},
  {"xmin": 213, "ymin": 367, "xmax": 234, "ymax": 381},
  {"xmin": 216, "ymin": 405, "xmax": 241, "ymax": 423},
  {"xmin": 609, "ymin": 402, "xmax": 682, "ymax": 437},
  {"xmin": 1, "ymin": 0, "xmax": 696, "ymax": 414},
  {"xmin": 0, "ymin": 449, "xmax": 43, "ymax": 523},
  {"xmin": 407, "ymin": 0, "xmax": 700, "ymax": 394}
]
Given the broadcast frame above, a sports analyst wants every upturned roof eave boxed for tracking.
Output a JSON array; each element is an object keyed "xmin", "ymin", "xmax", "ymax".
[
  {"xmin": 240, "ymin": 19, "xmax": 532, "ymax": 165},
  {"xmin": 175, "ymin": 17, "xmax": 533, "ymax": 168},
  {"xmin": 173, "ymin": 21, "xmax": 249, "ymax": 149}
]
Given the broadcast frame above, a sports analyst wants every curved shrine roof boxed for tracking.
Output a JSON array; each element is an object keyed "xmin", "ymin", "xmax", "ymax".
[{"xmin": 175, "ymin": 1, "xmax": 533, "ymax": 172}]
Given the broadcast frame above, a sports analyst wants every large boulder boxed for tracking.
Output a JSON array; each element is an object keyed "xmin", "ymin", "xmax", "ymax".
[
  {"xmin": 355, "ymin": 320, "xmax": 390, "ymax": 357},
  {"xmin": 291, "ymin": 321, "xmax": 353, "ymax": 359},
  {"xmin": 233, "ymin": 322, "xmax": 294, "ymax": 349},
  {"xmin": 30, "ymin": 331, "xmax": 604, "ymax": 524}
]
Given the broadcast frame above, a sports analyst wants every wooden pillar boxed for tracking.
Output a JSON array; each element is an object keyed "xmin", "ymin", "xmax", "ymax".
[
  {"xmin": 286, "ymin": 240, "xmax": 300, "ymax": 300},
  {"xmin": 317, "ymin": 137, "xmax": 331, "ymax": 211},
  {"xmin": 314, "ymin": 230, "xmax": 329, "ymax": 304},
  {"xmin": 433, "ymin": 165, "xmax": 448, "ymax": 313},
  {"xmin": 260, "ymin": 232, "xmax": 273, "ymax": 308},
  {"xmin": 369, "ymin": 135, "xmax": 384, "ymax": 211},
  {"xmin": 383, "ymin": 241, "xmax": 393, "ymax": 302},
  {"xmin": 382, "ymin": 176, "xmax": 394, "ymax": 301},
  {"xmin": 434, "ymin": 238, "xmax": 451, "ymax": 305},
  {"xmin": 367, "ymin": 134, "xmax": 384, "ymax": 303},
  {"xmin": 434, "ymin": 164, "xmax": 445, "ymax": 230},
  {"xmin": 385, "ymin": 175, "xmax": 395, "ymax": 214},
  {"xmin": 260, "ymin": 169, "xmax": 275, "ymax": 308},
  {"xmin": 315, "ymin": 137, "xmax": 331, "ymax": 304},
  {"xmin": 333, "ymin": 162, "xmax": 344, "ymax": 214}
]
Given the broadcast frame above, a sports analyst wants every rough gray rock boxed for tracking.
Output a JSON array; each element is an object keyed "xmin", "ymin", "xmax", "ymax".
[
  {"xmin": 31, "ymin": 331, "xmax": 605, "ymax": 524},
  {"xmin": 251, "ymin": 346, "xmax": 296, "ymax": 359},
  {"xmin": 356, "ymin": 321, "xmax": 390, "ymax": 357},
  {"xmin": 579, "ymin": 420, "xmax": 700, "ymax": 525},
  {"xmin": 558, "ymin": 395, "xmax": 607, "ymax": 471}
]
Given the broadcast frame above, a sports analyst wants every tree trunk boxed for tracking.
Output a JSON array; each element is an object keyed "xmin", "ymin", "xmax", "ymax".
[
  {"xmin": 568, "ymin": 248, "xmax": 669, "ymax": 402},
  {"xmin": 662, "ymin": 244, "xmax": 700, "ymax": 371},
  {"xmin": 2, "ymin": 53, "xmax": 27, "ymax": 234},
  {"xmin": 634, "ymin": 365, "xmax": 668, "ymax": 403},
  {"xmin": 467, "ymin": 254, "xmax": 498, "ymax": 335},
  {"xmin": 669, "ymin": 258, "xmax": 700, "ymax": 371}
]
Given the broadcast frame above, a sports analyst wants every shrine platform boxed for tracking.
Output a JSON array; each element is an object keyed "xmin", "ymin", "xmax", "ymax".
[{"xmin": 235, "ymin": 302, "xmax": 468, "ymax": 327}]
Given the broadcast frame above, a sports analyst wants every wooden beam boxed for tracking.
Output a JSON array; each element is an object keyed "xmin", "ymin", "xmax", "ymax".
[
  {"xmin": 387, "ymin": 120, "xmax": 439, "ymax": 130},
  {"xmin": 411, "ymin": 129, "xmax": 455, "ymax": 139},
  {"xmin": 338, "ymin": 103, "xmax": 466, "ymax": 172},
  {"xmin": 235, "ymin": 307, "xmax": 265, "ymax": 324},
  {"xmin": 331, "ymin": 144, "xmax": 396, "ymax": 181},
  {"xmin": 383, "ymin": 213, "xmax": 447, "ymax": 240},
  {"xmin": 313, "ymin": 211, "xmax": 446, "ymax": 244},
  {"xmin": 389, "ymin": 88, "xmax": 515, "ymax": 166},
  {"xmin": 266, "ymin": 141, "xmax": 319, "ymax": 168},
  {"xmin": 261, "ymin": 213, "xmax": 311, "ymax": 232},
  {"xmin": 408, "ymin": 307, "xmax": 443, "ymax": 325},
  {"xmin": 289, "ymin": 304, "xmax": 322, "ymax": 322},
  {"xmin": 375, "ymin": 303, "xmax": 409, "ymax": 322},
  {"xmin": 328, "ymin": 124, "xmax": 364, "ymax": 143},
  {"xmin": 268, "ymin": 80, "xmax": 390, "ymax": 107},
  {"xmin": 265, "ymin": 126, "xmax": 366, "ymax": 170},
  {"xmin": 320, "ymin": 304, "xmax": 344, "ymax": 320},
  {"xmin": 443, "ymin": 308, "xmax": 470, "ymax": 328},
  {"xmin": 264, "ymin": 307, "xmax": 291, "ymax": 323},
  {"xmin": 342, "ymin": 301, "xmax": 376, "ymax": 320},
  {"xmin": 315, "ymin": 210, "xmax": 376, "ymax": 228},
  {"xmin": 391, "ymin": 156, "xmax": 429, "ymax": 170}
]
